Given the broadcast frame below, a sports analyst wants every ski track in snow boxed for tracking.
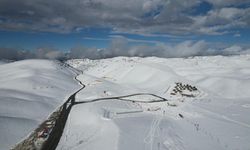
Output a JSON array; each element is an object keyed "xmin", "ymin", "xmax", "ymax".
[
  {"xmin": 144, "ymin": 115, "xmax": 162, "ymax": 150},
  {"xmin": 190, "ymin": 103, "xmax": 250, "ymax": 129}
]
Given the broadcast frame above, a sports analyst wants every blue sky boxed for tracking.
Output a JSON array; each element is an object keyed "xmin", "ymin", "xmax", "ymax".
[
  {"xmin": 1, "ymin": 27, "xmax": 249, "ymax": 51},
  {"xmin": 0, "ymin": 0, "xmax": 250, "ymax": 59}
]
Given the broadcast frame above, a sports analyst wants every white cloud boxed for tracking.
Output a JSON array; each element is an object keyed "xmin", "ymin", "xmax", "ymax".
[
  {"xmin": 205, "ymin": 0, "xmax": 248, "ymax": 7},
  {"xmin": 191, "ymin": 7, "xmax": 250, "ymax": 34},
  {"xmin": 0, "ymin": 0, "xmax": 249, "ymax": 35},
  {"xmin": 109, "ymin": 35, "xmax": 160, "ymax": 44},
  {"xmin": 1, "ymin": 39, "xmax": 250, "ymax": 60},
  {"xmin": 234, "ymin": 33, "xmax": 241, "ymax": 37},
  {"xmin": 218, "ymin": 8, "xmax": 245, "ymax": 19},
  {"xmin": 66, "ymin": 39, "xmax": 250, "ymax": 59},
  {"xmin": 83, "ymin": 37, "xmax": 109, "ymax": 41}
]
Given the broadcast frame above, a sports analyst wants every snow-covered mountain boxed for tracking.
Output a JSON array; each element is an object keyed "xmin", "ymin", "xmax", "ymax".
[
  {"xmin": 1, "ymin": 55, "xmax": 250, "ymax": 150},
  {"xmin": 0, "ymin": 60, "xmax": 80, "ymax": 150},
  {"xmin": 57, "ymin": 55, "xmax": 250, "ymax": 150}
]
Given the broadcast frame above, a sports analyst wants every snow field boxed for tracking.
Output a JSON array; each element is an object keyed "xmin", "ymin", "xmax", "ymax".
[
  {"xmin": 60, "ymin": 55, "xmax": 250, "ymax": 150},
  {"xmin": 0, "ymin": 59, "xmax": 80, "ymax": 150}
]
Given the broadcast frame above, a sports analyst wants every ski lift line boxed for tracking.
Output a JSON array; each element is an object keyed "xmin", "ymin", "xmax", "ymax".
[{"xmin": 186, "ymin": 102, "xmax": 250, "ymax": 129}]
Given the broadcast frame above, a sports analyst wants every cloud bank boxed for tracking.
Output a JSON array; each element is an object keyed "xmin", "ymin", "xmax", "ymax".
[
  {"xmin": 1, "ymin": 39, "xmax": 250, "ymax": 60},
  {"xmin": 0, "ymin": 47, "xmax": 64, "ymax": 60}
]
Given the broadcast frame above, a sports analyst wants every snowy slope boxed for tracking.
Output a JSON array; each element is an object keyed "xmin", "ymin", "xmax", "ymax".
[
  {"xmin": 57, "ymin": 55, "xmax": 250, "ymax": 150},
  {"xmin": 0, "ymin": 59, "xmax": 80, "ymax": 150},
  {"xmin": 0, "ymin": 60, "xmax": 10, "ymax": 65}
]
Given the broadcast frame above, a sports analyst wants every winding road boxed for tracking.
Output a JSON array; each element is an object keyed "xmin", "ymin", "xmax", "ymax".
[{"xmin": 28, "ymin": 63, "xmax": 169, "ymax": 150}]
